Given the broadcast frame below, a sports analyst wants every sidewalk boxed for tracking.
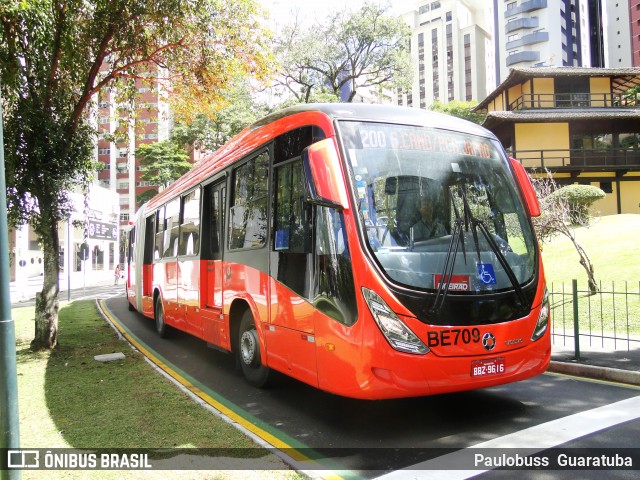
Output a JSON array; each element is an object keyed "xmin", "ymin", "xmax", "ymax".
[
  {"xmin": 549, "ymin": 336, "xmax": 640, "ymax": 387},
  {"xmin": 10, "ymin": 269, "xmax": 115, "ymax": 305}
]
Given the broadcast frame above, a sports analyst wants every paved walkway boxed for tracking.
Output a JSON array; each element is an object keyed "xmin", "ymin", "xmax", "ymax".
[
  {"xmin": 9, "ymin": 270, "xmax": 116, "ymax": 305},
  {"xmin": 549, "ymin": 335, "xmax": 640, "ymax": 386}
]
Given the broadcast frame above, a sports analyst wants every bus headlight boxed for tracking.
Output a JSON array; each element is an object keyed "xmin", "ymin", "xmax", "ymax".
[
  {"xmin": 531, "ymin": 289, "xmax": 550, "ymax": 341},
  {"xmin": 362, "ymin": 288, "xmax": 429, "ymax": 355}
]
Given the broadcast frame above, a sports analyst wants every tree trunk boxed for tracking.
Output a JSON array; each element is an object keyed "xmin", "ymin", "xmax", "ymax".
[
  {"xmin": 572, "ymin": 239, "xmax": 598, "ymax": 295},
  {"xmin": 30, "ymin": 215, "xmax": 61, "ymax": 350}
]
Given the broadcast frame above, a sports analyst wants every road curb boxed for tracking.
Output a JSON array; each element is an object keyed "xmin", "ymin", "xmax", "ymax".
[{"xmin": 548, "ymin": 360, "xmax": 640, "ymax": 387}]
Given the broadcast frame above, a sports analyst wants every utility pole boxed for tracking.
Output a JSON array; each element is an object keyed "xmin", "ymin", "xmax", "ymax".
[{"xmin": 0, "ymin": 81, "xmax": 22, "ymax": 479}]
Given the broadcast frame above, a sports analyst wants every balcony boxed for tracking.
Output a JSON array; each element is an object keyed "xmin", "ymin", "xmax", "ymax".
[
  {"xmin": 508, "ymin": 93, "xmax": 640, "ymax": 111},
  {"xmin": 505, "ymin": 0, "xmax": 547, "ymax": 17},
  {"xmin": 511, "ymin": 148, "xmax": 640, "ymax": 175},
  {"xmin": 506, "ymin": 50, "xmax": 540, "ymax": 66},
  {"xmin": 506, "ymin": 31, "xmax": 549, "ymax": 50},
  {"xmin": 506, "ymin": 17, "xmax": 540, "ymax": 33}
]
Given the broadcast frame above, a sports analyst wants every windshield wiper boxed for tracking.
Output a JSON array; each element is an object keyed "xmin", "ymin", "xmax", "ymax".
[
  {"xmin": 430, "ymin": 182, "xmax": 528, "ymax": 315},
  {"xmin": 473, "ymin": 219, "xmax": 528, "ymax": 312},
  {"xmin": 461, "ymin": 183, "xmax": 528, "ymax": 311},
  {"xmin": 430, "ymin": 193, "xmax": 468, "ymax": 314},
  {"xmin": 430, "ymin": 216, "xmax": 464, "ymax": 314}
]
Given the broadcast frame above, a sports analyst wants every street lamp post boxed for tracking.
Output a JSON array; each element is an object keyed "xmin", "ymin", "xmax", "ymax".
[{"xmin": 0, "ymin": 80, "xmax": 22, "ymax": 479}]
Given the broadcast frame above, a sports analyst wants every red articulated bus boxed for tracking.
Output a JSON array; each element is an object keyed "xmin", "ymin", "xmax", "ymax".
[{"xmin": 125, "ymin": 103, "xmax": 550, "ymax": 400}]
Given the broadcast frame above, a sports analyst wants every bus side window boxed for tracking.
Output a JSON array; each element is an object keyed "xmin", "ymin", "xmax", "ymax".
[
  {"xmin": 229, "ymin": 152, "xmax": 269, "ymax": 250},
  {"xmin": 164, "ymin": 199, "xmax": 180, "ymax": 257},
  {"xmin": 179, "ymin": 189, "xmax": 201, "ymax": 257},
  {"xmin": 314, "ymin": 206, "xmax": 357, "ymax": 326},
  {"xmin": 154, "ymin": 208, "xmax": 164, "ymax": 260}
]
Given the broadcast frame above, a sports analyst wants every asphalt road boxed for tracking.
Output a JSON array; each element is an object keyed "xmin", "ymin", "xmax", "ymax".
[{"xmin": 102, "ymin": 295, "xmax": 640, "ymax": 479}]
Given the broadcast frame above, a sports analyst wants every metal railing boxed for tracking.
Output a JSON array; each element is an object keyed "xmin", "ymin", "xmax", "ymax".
[
  {"xmin": 509, "ymin": 148, "xmax": 640, "ymax": 171},
  {"xmin": 508, "ymin": 92, "xmax": 640, "ymax": 111},
  {"xmin": 549, "ymin": 280, "xmax": 640, "ymax": 359}
]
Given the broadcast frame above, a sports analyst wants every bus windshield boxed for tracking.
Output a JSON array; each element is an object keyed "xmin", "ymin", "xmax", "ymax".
[{"xmin": 338, "ymin": 121, "xmax": 536, "ymax": 294}]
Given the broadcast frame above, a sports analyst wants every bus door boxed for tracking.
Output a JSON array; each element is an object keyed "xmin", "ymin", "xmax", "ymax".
[
  {"xmin": 125, "ymin": 226, "xmax": 136, "ymax": 306},
  {"xmin": 268, "ymin": 158, "xmax": 317, "ymax": 386},
  {"xmin": 202, "ymin": 180, "xmax": 227, "ymax": 347},
  {"xmin": 163, "ymin": 199, "xmax": 181, "ymax": 327},
  {"xmin": 177, "ymin": 189, "xmax": 202, "ymax": 337}
]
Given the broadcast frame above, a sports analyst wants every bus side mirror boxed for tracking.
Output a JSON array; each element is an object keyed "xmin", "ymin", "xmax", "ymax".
[
  {"xmin": 302, "ymin": 138, "xmax": 349, "ymax": 211},
  {"xmin": 509, "ymin": 157, "xmax": 541, "ymax": 217}
]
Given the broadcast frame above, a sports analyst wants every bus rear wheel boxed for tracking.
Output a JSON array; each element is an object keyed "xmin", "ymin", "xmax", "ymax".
[
  {"xmin": 155, "ymin": 296, "xmax": 171, "ymax": 338},
  {"xmin": 238, "ymin": 310, "xmax": 270, "ymax": 387}
]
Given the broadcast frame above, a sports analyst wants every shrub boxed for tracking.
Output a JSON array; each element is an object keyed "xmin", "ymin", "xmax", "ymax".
[{"xmin": 549, "ymin": 184, "xmax": 605, "ymax": 224}]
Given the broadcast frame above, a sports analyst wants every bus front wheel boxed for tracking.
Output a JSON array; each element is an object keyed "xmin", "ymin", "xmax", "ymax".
[{"xmin": 238, "ymin": 310, "xmax": 270, "ymax": 387}]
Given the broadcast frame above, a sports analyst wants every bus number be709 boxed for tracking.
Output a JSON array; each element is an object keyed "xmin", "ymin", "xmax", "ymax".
[{"xmin": 426, "ymin": 328, "xmax": 482, "ymax": 348}]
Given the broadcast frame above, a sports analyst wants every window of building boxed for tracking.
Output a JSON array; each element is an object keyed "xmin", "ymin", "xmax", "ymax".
[{"xmin": 600, "ymin": 182, "xmax": 613, "ymax": 194}]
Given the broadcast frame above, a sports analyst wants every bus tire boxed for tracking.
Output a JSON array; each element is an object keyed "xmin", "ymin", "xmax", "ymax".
[
  {"xmin": 127, "ymin": 291, "xmax": 135, "ymax": 311},
  {"xmin": 238, "ymin": 310, "xmax": 270, "ymax": 387},
  {"xmin": 155, "ymin": 295, "xmax": 171, "ymax": 338}
]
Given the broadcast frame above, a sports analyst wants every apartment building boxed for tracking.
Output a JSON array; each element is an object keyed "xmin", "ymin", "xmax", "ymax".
[
  {"xmin": 95, "ymin": 68, "xmax": 171, "ymax": 225},
  {"xmin": 397, "ymin": 1, "xmax": 640, "ymax": 109},
  {"xmin": 398, "ymin": 0, "xmax": 490, "ymax": 107}
]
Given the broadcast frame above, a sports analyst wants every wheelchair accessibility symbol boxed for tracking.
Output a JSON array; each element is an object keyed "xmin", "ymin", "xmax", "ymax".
[{"xmin": 477, "ymin": 263, "xmax": 497, "ymax": 285}]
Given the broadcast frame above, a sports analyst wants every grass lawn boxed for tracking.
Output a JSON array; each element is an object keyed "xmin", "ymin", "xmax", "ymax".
[
  {"xmin": 540, "ymin": 214, "xmax": 640, "ymax": 337},
  {"xmin": 540, "ymin": 214, "xmax": 640, "ymax": 286},
  {"xmin": 12, "ymin": 301, "xmax": 302, "ymax": 480}
]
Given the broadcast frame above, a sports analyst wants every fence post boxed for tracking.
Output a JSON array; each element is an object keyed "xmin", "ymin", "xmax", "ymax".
[{"xmin": 572, "ymin": 279, "xmax": 581, "ymax": 360}]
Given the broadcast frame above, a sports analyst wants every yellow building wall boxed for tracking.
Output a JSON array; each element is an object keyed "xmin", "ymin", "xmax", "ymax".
[
  {"xmin": 590, "ymin": 180, "xmax": 617, "ymax": 216},
  {"xmin": 620, "ymin": 176, "xmax": 640, "ymax": 214},
  {"xmin": 507, "ymin": 84, "xmax": 523, "ymax": 109},
  {"xmin": 589, "ymin": 77, "xmax": 611, "ymax": 107},
  {"xmin": 532, "ymin": 78, "xmax": 555, "ymax": 107},
  {"xmin": 515, "ymin": 123, "xmax": 570, "ymax": 169}
]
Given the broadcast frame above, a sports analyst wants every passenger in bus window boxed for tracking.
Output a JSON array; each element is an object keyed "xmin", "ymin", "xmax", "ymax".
[{"xmin": 411, "ymin": 197, "xmax": 446, "ymax": 241}]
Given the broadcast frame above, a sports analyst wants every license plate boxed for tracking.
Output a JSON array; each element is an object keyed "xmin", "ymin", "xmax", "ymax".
[{"xmin": 471, "ymin": 357, "xmax": 505, "ymax": 377}]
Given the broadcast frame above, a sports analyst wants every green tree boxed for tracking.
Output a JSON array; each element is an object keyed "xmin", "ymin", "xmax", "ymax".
[
  {"xmin": 1, "ymin": 0, "xmax": 270, "ymax": 350},
  {"xmin": 429, "ymin": 100, "xmax": 486, "ymax": 125},
  {"xmin": 170, "ymin": 79, "xmax": 271, "ymax": 153},
  {"xmin": 273, "ymin": 2, "xmax": 411, "ymax": 103},
  {"xmin": 136, "ymin": 141, "xmax": 192, "ymax": 191}
]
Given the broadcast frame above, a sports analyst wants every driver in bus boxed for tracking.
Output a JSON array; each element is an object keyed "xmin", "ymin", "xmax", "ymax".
[{"xmin": 411, "ymin": 197, "xmax": 446, "ymax": 242}]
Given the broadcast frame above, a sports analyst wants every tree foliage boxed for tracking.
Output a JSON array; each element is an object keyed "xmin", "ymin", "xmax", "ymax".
[
  {"xmin": 532, "ymin": 171, "xmax": 603, "ymax": 294},
  {"xmin": 136, "ymin": 141, "xmax": 192, "ymax": 190},
  {"xmin": 429, "ymin": 100, "xmax": 486, "ymax": 125},
  {"xmin": 273, "ymin": 2, "xmax": 411, "ymax": 103},
  {"xmin": 0, "ymin": 0, "xmax": 271, "ymax": 350},
  {"xmin": 170, "ymin": 79, "xmax": 271, "ymax": 154}
]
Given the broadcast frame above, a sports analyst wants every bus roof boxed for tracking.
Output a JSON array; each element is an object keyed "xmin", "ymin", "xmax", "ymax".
[{"xmin": 146, "ymin": 103, "xmax": 493, "ymax": 212}]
